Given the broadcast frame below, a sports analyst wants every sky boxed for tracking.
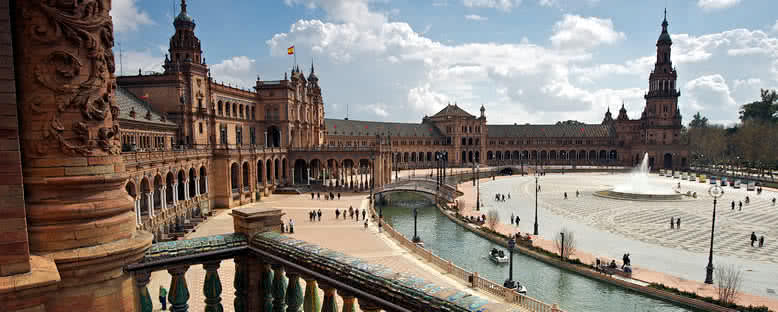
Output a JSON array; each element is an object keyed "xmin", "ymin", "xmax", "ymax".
[{"xmin": 112, "ymin": 0, "xmax": 778, "ymax": 126}]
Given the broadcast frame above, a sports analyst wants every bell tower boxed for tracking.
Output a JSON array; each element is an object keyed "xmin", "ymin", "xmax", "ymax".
[
  {"xmin": 642, "ymin": 9, "xmax": 682, "ymax": 145},
  {"xmin": 165, "ymin": 0, "xmax": 203, "ymax": 68}
]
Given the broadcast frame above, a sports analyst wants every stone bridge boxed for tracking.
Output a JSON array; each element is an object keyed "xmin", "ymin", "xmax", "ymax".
[{"xmin": 375, "ymin": 178, "xmax": 463, "ymax": 202}]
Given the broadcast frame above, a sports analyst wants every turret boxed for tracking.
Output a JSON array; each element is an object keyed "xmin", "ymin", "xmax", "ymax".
[{"xmin": 602, "ymin": 107, "xmax": 613, "ymax": 124}]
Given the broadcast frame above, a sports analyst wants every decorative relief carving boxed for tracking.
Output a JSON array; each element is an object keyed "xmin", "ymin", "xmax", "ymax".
[{"xmin": 21, "ymin": 0, "xmax": 121, "ymax": 156}]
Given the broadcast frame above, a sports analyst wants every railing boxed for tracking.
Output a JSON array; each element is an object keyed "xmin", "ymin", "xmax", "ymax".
[
  {"xmin": 377, "ymin": 212, "xmax": 563, "ymax": 312},
  {"xmin": 122, "ymin": 148, "xmax": 211, "ymax": 165},
  {"xmin": 288, "ymin": 146, "xmax": 379, "ymax": 153}
]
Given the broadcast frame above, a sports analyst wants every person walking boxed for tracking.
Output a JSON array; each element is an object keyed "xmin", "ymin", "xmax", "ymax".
[
  {"xmin": 159, "ymin": 286, "xmax": 168, "ymax": 311},
  {"xmin": 335, "ymin": 208, "xmax": 340, "ymax": 219},
  {"xmin": 732, "ymin": 200, "xmax": 735, "ymax": 210},
  {"xmin": 564, "ymin": 192, "xmax": 568, "ymax": 200},
  {"xmin": 317, "ymin": 209, "xmax": 322, "ymax": 222},
  {"xmin": 511, "ymin": 213, "xmax": 515, "ymax": 225},
  {"xmin": 773, "ymin": 197, "xmax": 776, "ymax": 206},
  {"xmin": 576, "ymin": 190, "xmax": 579, "ymax": 198},
  {"xmin": 364, "ymin": 219, "xmax": 368, "ymax": 229},
  {"xmin": 676, "ymin": 217, "xmax": 681, "ymax": 229},
  {"xmin": 289, "ymin": 219, "xmax": 295, "ymax": 233},
  {"xmin": 355, "ymin": 208, "xmax": 360, "ymax": 221},
  {"xmin": 739, "ymin": 201, "xmax": 743, "ymax": 211},
  {"xmin": 670, "ymin": 217, "xmax": 674, "ymax": 229},
  {"xmin": 751, "ymin": 232, "xmax": 757, "ymax": 247},
  {"xmin": 362, "ymin": 209, "xmax": 366, "ymax": 220},
  {"xmin": 311, "ymin": 192, "xmax": 315, "ymax": 200},
  {"xmin": 338, "ymin": 192, "xmax": 341, "ymax": 200},
  {"xmin": 515, "ymin": 216, "xmax": 520, "ymax": 227},
  {"xmin": 317, "ymin": 192, "xmax": 321, "ymax": 200},
  {"xmin": 759, "ymin": 236, "xmax": 765, "ymax": 248}
]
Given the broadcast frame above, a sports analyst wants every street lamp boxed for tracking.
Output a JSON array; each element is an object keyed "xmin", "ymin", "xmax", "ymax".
[
  {"xmin": 705, "ymin": 185, "xmax": 724, "ymax": 284},
  {"xmin": 412, "ymin": 207, "xmax": 421, "ymax": 243},
  {"xmin": 560, "ymin": 232, "xmax": 565, "ymax": 261},
  {"xmin": 503, "ymin": 237, "xmax": 517, "ymax": 289},
  {"xmin": 476, "ymin": 164, "xmax": 481, "ymax": 211},
  {"xmin": 534, "ymin": 176, "xmax": 539, "ymax": 235}
]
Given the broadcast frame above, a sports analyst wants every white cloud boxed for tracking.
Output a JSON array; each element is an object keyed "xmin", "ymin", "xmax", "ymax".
[
  {"xmin": 463, "ymin": 0, "xmax": 521, "ymax": 12},
  {"xmin": 697, "ymin": 0, "xmax": 742, "ymax": 10},
  {"xmin": 772, "ymin": 20, "xmax": 778, "ymax": 32},
  {"xmin": 363, "ymin": 103, "xmax": 390, "ymax": 117},
  {"xmin": 119, "ymin": 49, "xmax": 164, "ymax": 76},
  {"xmin": 465, "ymin": 14, "xmax": 488, "ymax": 21},
  {"xmin": 733, "ymin": 78, "xmax": 761, "ymax": 89},
  {"xmin": 539, "ymin": 0, "xmax": 599, "ymax": 8},
  {"xmin": 111, "ymin": 0, "xmax": 153, "ymax": 33},
  {"xmin": 550, "ymin": 15, "xmax": 625, "ymax": 50},
  {"xmin": 210, "ymin": 56, "xmax": 257, "ymax": 89},
  {"xmin": 684, "ymin": 74, "xmax": 737, "ymax": 122}
]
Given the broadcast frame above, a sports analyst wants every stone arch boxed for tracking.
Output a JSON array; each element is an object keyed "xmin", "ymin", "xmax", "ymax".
[
  {"xmin": 496, "ymin": 151, "xmax": 502, "ymax": 160},
  {"xmin": 218, "ymin": 100, "xmax": 223, "ymax": 115},
  {"xmin": 512, "ymin": 151, "xmax": 520, "ymax": 160},
  {"xmin": 282, "ymin": 158, "xmax": 287, "ymax": 180},
  {"xmin": 166, "ymin": 171, "xmax": 175, "ymax": 205},
  {"xmin": 177, "ymin": 170, "xmax": 186, "ymax": 200},
  {"xmin": 125, "ymin": 180, "xmax": 137, "ymax": 199},
  {"xmin": 487, "ymin": 151, "xmax": 493, "ymax": 160},
  {"xmin": 664, "ymin": 153, "xmax": 673, "ymax": 169},
  {"xmin": 274, "ymin": 158, "xmax": 280, "ymax": 182},
  {"xmin": 540, "ymin": 150, "xmax": 547, "ymax": 160},
  {"xmin": 468, "ymin": 151, "xmax": 474, "ymax": 163},
  {"xmin": 266, "ymin": 159, "xmax": 273, "ymax": 184},
  {"xmin": 402, "ymin": 152, "xmax": 408, "ymax": 163},
  {"xmin": 256, "ymin": 159, "xmax": 264, "ymax": 185},
  {"xmin": 559, "ymin": 150, "xmax": 567, "ymax": 160},
  {"xmin": 579, "ymin": 150, "xmax": 586, "ymax": 160},
  {"xmin": 199, "ymin": 166, "xmax": 207, "ymax": 194},
  {"xmin": 522, "ymin": 150, "xmax": 529, "ymax": 160},
  {"xmin": 242, "ymin": 162, "xmax": 250, "ymax": 191},
  {"xmin": 610, "ymin": 150, "xmax": 618, "ymax": 162},
  {"xmin": 461, "ymin": 151, "xmax": 466, "ymax": 163},
  {"xmin": 589, "ymin": 150, "xmax": 597, "ymax": 160},
  {"xmin": 140, "ymin": 177, "xmax": 151, "ymax": 216},
  {"xmin": 549, "ymin": 150, "xmax": 557, "ymax": 160},
  {"xmin": 599, "ymin": 150, "xmax": 607, "ymax": 160},
  {"xmin": 189, "ymin": 167, "xmax": 197, "ymax": 198},
  {"xmin": 294, "ymin": 159, "xmax": 307, "ymax": 184},
  {"xmin": 230, "ymin": 162, "xmax": 240, "ymax": 192},
  {"xmin": 153, "ymin": 174, "xmax": 163, "ymax": 211},
  {"xmin": 310, "ymin": 159, "xmax": 322, "ymax": 182},
  {"xmin": 475, "ymin": 151, "xmax": 480, "ymax": 162},
  {"xmin": 531, "ymin": 150, "xmax": 538, "ymax": 160}
]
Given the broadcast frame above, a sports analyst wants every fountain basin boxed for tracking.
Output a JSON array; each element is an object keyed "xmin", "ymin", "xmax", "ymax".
[{"xmin": 594, "ymin": 189, "xmax": 684, "ymax": 201}]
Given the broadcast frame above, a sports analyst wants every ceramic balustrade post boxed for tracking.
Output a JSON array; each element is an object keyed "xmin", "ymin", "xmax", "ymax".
[
  {"xmin": 203, "ymin": 261, "xmax": 224, "ymax": 312},
  {"xmin": 318, "ymin": 283, "xmax": 338, "ymax": 312},
  {"xmin": 168, "ymin": 265, "xmax": 191, "ymax": 312},
  {"xmin": 337, "ymin": 291, "xmax": 357, "ymax": 312},
  {"xmin": 302, "ymin": 277, "xmax": 321, "ymax": 312},
  {"xmin": 234, "ymin": 257, "xmax": 248, "ymax": 312},
  {"xmin": 148, "ymin": 192, "xmax": 155, "ymax": 217},
  {"xmin": 134, "ymin": 271, "xmax": 153, "ymax": 312},
  {"xmin": 272, "ymin": 264, "xmax": 288, "ymax": 312},
  {"xmin": 261, "ymin": 263, "xmax": 275, "ymax": 312},
  {"xmin": 285, "ymin": 271, "xmax": 304, "ymax": 312}
]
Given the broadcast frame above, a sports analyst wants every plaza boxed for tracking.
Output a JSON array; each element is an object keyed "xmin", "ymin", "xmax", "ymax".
[{"xmin": 459, "ymin": 171, "xmax": 778, "ymax": 308}]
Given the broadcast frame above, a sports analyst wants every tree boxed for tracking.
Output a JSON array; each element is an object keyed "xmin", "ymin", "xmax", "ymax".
[
  {"xmin": 689, "ymin": 112, "xmax": 709, "ymax": 128},
  {"xmin": 716, "ymin": 264, "xmax": 743, "ymax": 306},
  {"xmin": 739, "ymin": 89, "xmax": 778, "ymax": 123},
  {"xmin": 556, "ymin": 120, "xmax": 585, "ymax": 126},
  {"xmin": 554, "ymin": 228, "xmax": 576, "ymax": 260},
  {"xmin": 486, "ymin": 209, "xmax": 500, "ymax": 231}
]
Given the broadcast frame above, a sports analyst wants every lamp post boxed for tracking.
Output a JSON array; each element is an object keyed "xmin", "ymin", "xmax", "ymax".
[
  {"xmin": 473, "ymin": 160, "xmax": 476, "ymax": 186},
  {"xmin": 534, "ymin": 176, "xmax": 539, "ymax": 235},
  {"xmin": 476, "ymin": 164, "xmax": 481, "ymax": 211},
  {"xmin": 705, "ymin": 185, "xmax": 724, "ymax": 284},
  {"xmin": 503, "ymin": 237, "xmax": 517, "ymax": 289},
  {"xmin": 412, "ymin": 207, "xmax": 421, "ymax": 243}
]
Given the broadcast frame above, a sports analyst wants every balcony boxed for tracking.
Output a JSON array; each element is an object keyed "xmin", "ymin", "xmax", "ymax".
[{"xmin": 126, "ymin": 208, "xmax": 536, "ymax": 312}]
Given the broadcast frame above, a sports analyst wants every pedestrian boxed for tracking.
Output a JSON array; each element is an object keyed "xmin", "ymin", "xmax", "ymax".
[
  {"xmin": 311, "ymin": 192, "xmax": 315, "ymax": 200},
  {"xmin": 309, "ymin": 211, "xmax": 313, "ymax": 222},
  {"xmin": 336, "ymin": 208, "xmax": 340, "ymax": 219},
  {"xmin": 751, "ymin": 232, "xmax": 757, "ymax": 247},
  {"xmin": 576, "ymin": 190, "xmax": 579, "ymax": 198},
  {"xmin": 773, "ymin": 197, "xmax": 776, "ymax": 206},
  {"xmin": 515, "ymin": 216, "xmax": 520, "ymax": 227},
  {"xmin": 564, "ymin": 192, "xmax": 568, "ymax": 200},
  {"xmin": 289, "ymin": 219, "xmax": 295, "ymax": 233},
  {"xmin": 362, "ymin": 209, "xmax": 366, "ymax": 220},
  {"xmin": 355, "ymin": 208, "xmax": 360, "ymax": 221},
  {"xmin": 739, "ymin": 201, "xmax": 743, "ymax": 211},
  {"xmin": 676, "ymin": 217, "xmax": 680, "ymax": 229},
  {"xmin": 621, "ymin": 254, "xmax": 627, "ymax": 269},
  {"xmin": 746, "ymin": 196, "xmax": 750, "ymax": 205},
  {"xmin": 349, "ymin": 206, "xmax": 354, "ymax": 220},
  {"xmin": 759, "ymin": 236, "xmax": 765, "ymax": 248},
  {"xmin": 364, "ymin": 219, "xmax": 368, "ymax": 229},
  {"xmin": 508, "ymin": 193, "xmax": 511, "ymax": 199},
  {"xmin": 378, "ymin": 219, "xmax": 383, "ymax": 232},
  {"xmin": 732, "ymin": 200, "xmax": 735, "ymax": 210},
  {"xmin": 159, "ymin": 286, "xmax": 167, "ymax": 311},
  {"xmin": 317, "ymin": 192, "xmax": 321, "ymax": 200},
  {"xmin": 317, "ymin": 209, "xmax": 322, "ymax": 221},
  {"xmin": 670, "ymin": 217, "xmax": 674, "ymax": 229},
  {"xmin": 338, "ymin": 192, "xmax": 341, "ymax": 200}
]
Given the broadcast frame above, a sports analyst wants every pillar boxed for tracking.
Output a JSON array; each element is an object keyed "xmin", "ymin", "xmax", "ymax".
[
  {"xmin": 261, "ymin": 263, "xmax": 275, "ymax": 312},
  {"xmin": 234, "ymin": 256, "xmax": 248, "ymax": 312},
  {"xmin": 272, "ymin": 264, "xmax": 288, "ymax": 312},
  {"xmin": 195, "ymin": 177, "xmax": 200, "ymax": 196},
  {"xmin": 285, "ymin": 271, "xmax": 303, "ymax": 312},
  {"xmin": 319, "ymin": 284, "xmax": 338, "ymax": 312},
  {"xmin": 135, "ymin": 199, "xmax": 141, "ymax": 225},
  {"xmin": 161, "ymin": 187, "xmax": 167, "ymax": 210},
  {"xmin": 184, "ymin": 180, "xmax": 190, "ymax": 200},
  {"xmin": 168, "ymin": 265, "xmax": 191, "ymax": 312},
  {"xmin": 173, "ymin": 182, "xmax": 178, "ymax": 205},
  {"xmin": 302, "ymin": 277, "xmax": 321, "ymax": 312},
  {"xmin": 204, "ymin": 176, "xmax": 209, "ymax": 193},
  {"xmin": 203, "ymin": 261, "xmax": 223, "ymax": 312},
  {"xmin": 338, "ymin": 291, "xmax": 357, "ymax": 312},
  {"xmin": 148, "ymin": 193, "xmax": 155, "ymax": 217}
]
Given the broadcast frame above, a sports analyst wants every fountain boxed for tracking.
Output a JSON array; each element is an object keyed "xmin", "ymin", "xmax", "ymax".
[{"xmin": 594, "ymin": 153, "xmax": 683, "ymax": 201}]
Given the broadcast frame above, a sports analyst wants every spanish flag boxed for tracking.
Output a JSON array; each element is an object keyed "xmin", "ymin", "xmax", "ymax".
[{"xmin": 287, "ymin": 45, "xmax": 295, "ymax": 55}]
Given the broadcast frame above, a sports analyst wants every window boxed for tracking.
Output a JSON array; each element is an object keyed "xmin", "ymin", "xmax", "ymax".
[
  {"xmin": 220, "ymin": 124, "xmax": 227, "ymax": 144},
  {"xmin": 199, "ymin": 122, "xmax": 203, "ymax": 133},
  {"xmin": 250, "ymin": 127, "xmax": 256, "ymax": 145},
  {"xmin": 218, "ymin": 102, "xmax": 223, "ymax": 115},
  {"xmin": 236, "ymin": 126, "xmax": 243, "ymax": 145}
]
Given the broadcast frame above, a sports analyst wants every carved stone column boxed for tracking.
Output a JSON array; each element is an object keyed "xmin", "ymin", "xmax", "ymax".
[
  {"xmin": 12, "ymin": 0, "xmax": 151, "ymax": 311},
  {"xmin": 261, "ymin": 263, "xmax": 275, "ymax": 312},
  {"xmin": 319, "ymin": 283, "xmax": 338, "ymax": 312},
  {"xmin": 338, "ymin": 291, "xmax": 357, "ymax": 312},
  {"xmin": 302, "ymin": 277, "xmax": 320, "ymax": 312},
  {"xmin": 285, "ymin": 270, "xmax": 303, "ymax": 312},
  {"xmin": 233, "ymin": 256, "xmax": 247, "ymax": 312}
]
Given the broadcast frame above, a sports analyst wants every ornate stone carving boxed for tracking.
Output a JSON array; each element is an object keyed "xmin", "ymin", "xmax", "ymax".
[{"xmin": 19, "ymin": 0, "xmax": 120, "ymax": 156}]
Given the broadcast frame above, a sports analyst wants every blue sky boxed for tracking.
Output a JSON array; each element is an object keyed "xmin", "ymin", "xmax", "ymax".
[{"xmin": 112, "ymin": 0, "xmax": 778, "ymax": 126}]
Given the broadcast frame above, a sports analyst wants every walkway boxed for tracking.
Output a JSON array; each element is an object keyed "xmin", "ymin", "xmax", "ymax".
[
  {"xmin": 457, "ymin": 173, "xmax": 778, "ymax": 311},
  {"xmin": 145, "ymin": 191, "xmax": 522, "ymax": 311}
]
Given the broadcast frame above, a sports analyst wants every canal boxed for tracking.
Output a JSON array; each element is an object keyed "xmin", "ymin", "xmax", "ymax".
[{"xmin": 381, "ymin": 202, "xmax": 694, "ymax": 312}]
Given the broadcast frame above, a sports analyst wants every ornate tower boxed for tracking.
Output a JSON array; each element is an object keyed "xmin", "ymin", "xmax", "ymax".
[
  {"xmin": 642, "ymin": 9, "xmax": 682, "ymax": 145},
  {"xmin": 163, "ymin": 0, "xmax": 210, "ymax": 146}
]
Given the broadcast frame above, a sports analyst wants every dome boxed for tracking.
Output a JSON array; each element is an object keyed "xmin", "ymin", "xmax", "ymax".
[
  {"xmin": 175, "ymin": 11, "xmax": 193, "ymax": 23},
  {"xmin": 657, "ymin": 31, "xmax": 672, "ymax": 44}
]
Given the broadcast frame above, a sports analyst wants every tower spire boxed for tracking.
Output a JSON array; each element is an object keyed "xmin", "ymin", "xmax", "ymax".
[{"xmin": 181, "ymin": 0, "xmax": 187, "ymax": 13}]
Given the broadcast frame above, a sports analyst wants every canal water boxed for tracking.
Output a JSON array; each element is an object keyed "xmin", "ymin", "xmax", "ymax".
[{"xmin": 381, "ymin": 203, "xmax": 694, "ymax": 312}]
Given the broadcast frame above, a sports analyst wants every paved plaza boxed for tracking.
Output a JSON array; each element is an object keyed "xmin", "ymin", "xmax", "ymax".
[
  {"xmin": 146, "ymin": 191, "xmax": 517, "ymax": 312},
  {"xmin": 459, "ymin": 172, "xmax": 778, "ymax": 308}
]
